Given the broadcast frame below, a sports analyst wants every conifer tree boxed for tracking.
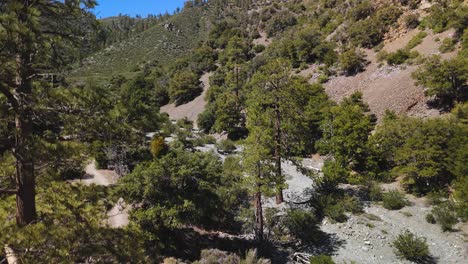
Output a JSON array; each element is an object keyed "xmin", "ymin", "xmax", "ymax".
[
  {"xmin": 0, "ymin": 0, "xmax": 96, "ymax": 226},
  {"xmin": 247, "ymin": 59, "xmax": 329, "ymax": 204}
]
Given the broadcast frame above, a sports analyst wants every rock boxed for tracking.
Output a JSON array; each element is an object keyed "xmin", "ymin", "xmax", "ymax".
[{"xmin": 365, "ymin": 240, "xmax": 371, "ymax": 245}]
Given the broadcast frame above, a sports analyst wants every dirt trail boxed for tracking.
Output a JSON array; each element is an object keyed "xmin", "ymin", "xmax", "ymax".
[
  {"xmin": 76, "ymin": 161, "xmax": 117, "ymax": 186},
  {"xmin": 160, "ymin": 72, "xmax": 213, "ymax": 127},
  {"xmin": 75, "ymin": 161, "xmax": 129, "ymax": 228}
]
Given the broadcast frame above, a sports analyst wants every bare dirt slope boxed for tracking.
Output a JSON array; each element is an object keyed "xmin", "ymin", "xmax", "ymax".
[
  {"xmin": 323, "ymin": 29, "xmax": 457, "ymax": 120},
  {"xmin": 160, "ymin": 72, "xmax": 213, "ymax": 127}
]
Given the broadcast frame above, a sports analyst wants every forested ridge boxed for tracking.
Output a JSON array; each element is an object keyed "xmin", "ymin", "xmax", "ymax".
[{"xmin": 0, "ymin": 0, "xmax": 467, "ymax": 263}]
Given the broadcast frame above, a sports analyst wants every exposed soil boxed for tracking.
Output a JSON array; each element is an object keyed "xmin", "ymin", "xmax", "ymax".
[
  {"xmin": 74, "ymin": 161, "xmax": 129, "ymax": 228},
  {"xmin": 160, "ymin": 72, "xmax": 213, "ymax": 128}
]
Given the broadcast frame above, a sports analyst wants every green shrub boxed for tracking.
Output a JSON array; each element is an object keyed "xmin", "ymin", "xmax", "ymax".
[
  {"xmin": 393, "ymin": 230, "xmax": 430, "ymax": 262},
  {"xmin": 309, "ymin": 255, "xmax": 335, "ymax": 264},
  {"xmin": 342, "ymin": 196, "xmax": 364, "ymax": 214},
  {"xmin": 400, "ymin": 0, "xmax": 421, "ymax": 10},
  {"xmin": 321, "ymin": 161, "xmax": 350, "ymax": 191},
  {"xmin": 285, "ymin": 209, "xmax": 320, "ymax": 242},
  {"xmin": 325, "ymin": 203, "xmax": 347, "ymax": 223},
  {"xmin": 425, "ymin": 213, "xmax": 436, "ymax": 224},
  {"xmin": 253, "ymin": 44, "xmax": 266, "ymax": 53},
  {"xmin": 375, "ymin": 6, "xmax": 403, "ymax": 27},
  {"xmin": 432, "ymin": 202, "xmax": 458, "ymax": 231},
  {"xmin": 338, "ymin": 49, "xmax": 366, "ymax": 76},
  {"xmin": 382, "ymin": 190, "xmax": 407, "ymax": 210},
  {"xmin": 348, "ymin": 19, "xmax": 385, "ymax": 48},
  {"xmin": 405, "ymin": 31, "xmax": 427, "ymax": 50},
  {"xmin": 439, "ymin": 38, "xmax": 456, "ymax": 53},
  {"xmin": 453, "ymin": 176, "xmax": 468, "ymax": 221},
  {"xmin": 368, "ymin": 183, "xmax": 383, "ymax": 201},
  {"xmin": 376, "ymin": 50, "xmax": 389, "ymax": 62},
  {"xmin": 426, "ymin": 189, "xmax": 448, "ymax": 205},
  {"xmin": 317, "ymin": 75, "xmax": 329, "ymax": 84},
  {"xmin": 216, "ymin": 139, "xmax": 236, "ymax": 154},
  {"xmin": 386, "ymin": 49, "xmax": 410, "ymax": 65},
  {"xmin": 197, "ymin": 249, "xmax": 240, "ymax": 264},
  {"xmin": 350, "ymin": 1, "xmax": 373, "ymax": 21},
  {"xmin": 265, "ymin": 10, "xmax": 297, "ymax": 37},
  {"xmin": 404, "ymin": 14, "xmax": 420, "ymax": 29}
]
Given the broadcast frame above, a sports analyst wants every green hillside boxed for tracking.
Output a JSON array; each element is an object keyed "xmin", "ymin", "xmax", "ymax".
[{"xmin": 68, "ymin": 6, "xmax": 212, "ymax": 82}]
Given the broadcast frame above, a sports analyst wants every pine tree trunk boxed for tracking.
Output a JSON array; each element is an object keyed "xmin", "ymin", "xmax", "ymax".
[
  {"xmin": 254, "ymin": 190, "xmax": 263, "ymax": 242},
  {"xmin": 14, "ymin": 114, "xmax": 36, "ymax": 226},
  {"xmin": 274, "ymin": 106, "xmax": 284, "ymax": 204},
  {"xmin": 13, "ymin": 35, "xmax": 37, "ymax": 226}
]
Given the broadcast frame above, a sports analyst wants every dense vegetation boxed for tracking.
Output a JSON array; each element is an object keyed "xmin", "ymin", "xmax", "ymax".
[{"xmin": 0, "ymin": 0, "xmax": 467, "ymax": 263}]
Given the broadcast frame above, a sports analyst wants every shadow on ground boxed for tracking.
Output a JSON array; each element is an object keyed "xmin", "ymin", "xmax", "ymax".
[{"xmin": 163, "ymin": 227, "xmax": 345, "ymax": 263}]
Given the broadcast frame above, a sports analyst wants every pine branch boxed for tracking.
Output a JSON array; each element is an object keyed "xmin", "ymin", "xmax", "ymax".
[
  {"xmin": 0, "ymin": 84, "xmax": 18, "ymax": 110},
  {"xmin": 0, "ymin": 188, "xmax": 17, "ymax": 195}
]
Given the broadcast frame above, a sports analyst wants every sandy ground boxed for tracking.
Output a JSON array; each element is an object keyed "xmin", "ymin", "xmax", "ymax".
[
  {"xmin": 253, "ymin": 31, "xmax": 272, "ymax": 47},
  {"xmin": 272, "ymin": 166, "xmax": 468, "ymax": 264},
  {"xmin": 160, "ymin": 72, "xmax": 213, "ymax": 128},
  {"xmin": 320, "ymin": 199, "xmax": 467, "ymax": 264}
]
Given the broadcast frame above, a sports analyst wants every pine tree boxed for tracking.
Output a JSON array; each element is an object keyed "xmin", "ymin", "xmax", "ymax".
[
  {"xmin": 243, "ymin": 107, "xmax": 275, "ymax": 241},
  {"xmin": 0, "ymin": 0, "xmax": 96, "ymax": 226},
  {"xmin": 247, "ymin": 59, "xmax": 329, "ymax": 204}
]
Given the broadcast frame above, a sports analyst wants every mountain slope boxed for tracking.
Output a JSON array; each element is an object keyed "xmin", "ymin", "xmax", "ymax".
[{"xmin": 69, "ymin": 6, "xmax": 212, "ymax": 82}]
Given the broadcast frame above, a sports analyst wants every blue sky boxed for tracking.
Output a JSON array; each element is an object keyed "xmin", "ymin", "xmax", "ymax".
[{"xmin": 93, "ymin": 0, "xmax": 187, "ymax": 18}]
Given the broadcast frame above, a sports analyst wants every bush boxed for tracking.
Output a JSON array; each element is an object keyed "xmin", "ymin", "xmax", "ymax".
[
  {"xmin": 317, "ymin": 75, "xmax": 329, "ymax": 84},
  {"xmin": 150, "ymin": 136, "xmax": 167, "ymax": 158},
  {"xmin": 386, "ymin": 49, "xmax": 410, "ymax": 65},
  {"xmin": 350, "ymin": 1, "xmax": 373, "ymax": 21},
  {"xmin": 325, "ymin": 203, "xmax": 347, "ymax": 223},
  {"xmin": 400, "ymin": 0, "xmax": 421, "ymax": 10},
  {"xmin": 197, "ymin": 249, "xmax": 240, "ymax": 264},
  {"xmin": 426, "ymin": 189, "xmax": 447, "ymax": 205},
  {"xmin": 253, "ymin": 44, "xmax": 266, "ymax": 54},
  {"xmin": 425, "ymin": 213, "xmax": 436, "ymax": 224},
  {"xmin": 265, "ymin": 10, "xmax": 297, "ymax": 37},
  {"xmin": 404, "ymin": 14, "xmax": 420, "ymax": 29},
  {"xmin": 321, "ymin": 161, "xmax": 350, "ymax": 191},
  {"xmin": 309, "ymin": 255, "xmax": 335, "ymax": 264},
  {"xmin": 348, "ymin": 19, "xmax": 385, "ymax": 48},
  {"xmin": 216, "ymin": 139, "xmax": 236, "ymax": 154},
  {"xmin": 393, "ymin": 230, "xmax": 430, "ymax": 262},
  {"xmin": 338, "ymin": 49, "xmax": 366, "ymax": 76},
  {"xmin": 285, "ymin": 209, "xmax": 320, "ymax": 242},
  {"xmin": 342, "ymin": 196, "xmax": 364, "ymax": 214},
  {"xmin": 382, "ymin": 190, "xmax": 407, "ymax": 210},
  {"xmin": 432, "ymin": 202, "xmax": 458, "ymax": 231},
  {"xmin": 374, "ymin": 6, "xmax": 403, "ymax": 27},
  {"xmin": 405, "ymin": 31, "xmax": 427, "ymax": 50},
  {"xmin": 368, "ymin": 183, "xmax": 383, "ymax": 201},
  {"xmin": 439, "ymin": 38, "xmax": 456, "ymax": 53}
]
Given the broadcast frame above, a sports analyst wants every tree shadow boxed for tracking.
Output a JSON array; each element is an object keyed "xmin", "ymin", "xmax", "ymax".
[
  {"xmin": 164, "ymin": 228, "xmax": 347, "ymax": 263},
  {"xmin": 426, "ymin": 98, "xmax": 453, "ymax": 113},
  {"xmin": 297, "ymin": 230, "xmax": 346, "ymax": 257},
  {"xmin": 411, "ymin": 255, "xmax": 439, "ymax": 264},
  {"xmin": 165, "ymin": 228, "xmax": 289, "ymax": 262}
]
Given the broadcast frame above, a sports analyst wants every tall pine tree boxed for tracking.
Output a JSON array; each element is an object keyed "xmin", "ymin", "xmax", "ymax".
[{"xmin": 0, "ymin": 0, "xmax": 96, "ymax": 226}]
